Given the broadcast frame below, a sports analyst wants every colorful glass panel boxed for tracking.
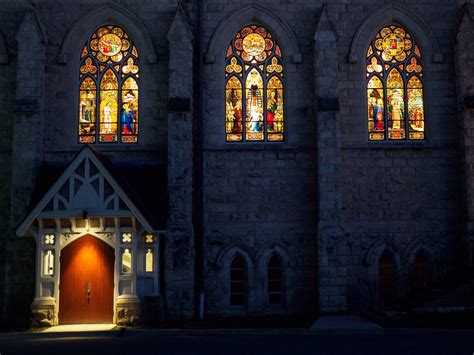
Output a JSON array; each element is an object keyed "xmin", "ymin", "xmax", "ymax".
[
  {"xmin": 366, "ymin": 25, "xmax": 424, "ymax": 141},
  {"xmin": 245, "ymin": 68, "xmax": 264, "ymax": 141},
  {"xmin": 225, "ymin": 25, "xmax": 284, "ymax": 142},
  {"xmin": 407, "ymin": 76, "xmax": 424, "ymax": 140},
  {"xmin": 79, "ymin": 77, "xmax": 97, "ymax": 143},
  {"xmin": 226, "ymin": 76, "xmax": 243, "ymax": 142},
  {"xmin": 387, "ymin": 69, "xmax": 405, "ymax": 140},
  {"xmin": 367, "ymin": 76, "xmax": 385, "ymax": 141},
  {"xmin": 99, "ymin": 70, "xmax": 118, "ymax": 142},
  {"xmin": 121, "ymin": 77, "xmax": 138, "ymax": 142},
  {"xmin": 79, "ymin": 25, "xmax": 139, "ymax": 144},
  {"xmin": 267, "ymin": 76, "xmax": 284, "ymax": 141}
]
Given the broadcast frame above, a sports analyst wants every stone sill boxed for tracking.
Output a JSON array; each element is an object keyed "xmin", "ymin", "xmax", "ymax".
[
  {"xmin": 341, "ymin": 141, "xmax": 456, "ymax": 150},
  {"xmin": 202, "ymin": 144, "xmax": 317, "ymax": 152},
  {"xmin": 45, "ymin": 145, "xmax": 166, "ymax": 153}
]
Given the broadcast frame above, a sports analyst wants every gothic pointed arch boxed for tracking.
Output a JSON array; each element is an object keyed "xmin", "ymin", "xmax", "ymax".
[
  {"xmin": 455, "ymin": 4, "xmax": 474, "ymax": 43},
  {"xmin": 214, "ymin": 243, "xmax": 255, "ymax": 270},
  {"xmin": 256, "ymin": 240, "xmax": 296, "ymax": 268},
  {"xmin": 58, "ymin": 2, "xmax": 157, "ymax": 64},
  {"xmin": 366, "ymin": 25, "xmax": 425, "ymax": 141},
  {"xmin": 205, "ymin": 3, "xmax": 301, "ymax": 64},
  {"xmin": 78, "ymin": 25, "xmax": 140, "ymax": 144},
  {"xmin": 365, "ymin": 237, "xmax": 404, "ymax": 268},
  {"xmin": 404, "ymin": 237, "xmax": 436, "ymax": 265},
  {"xmin": 348, "ymin": 3, "xmax": 442, "ymax": 64},
  {"xmin": 225, "ymin": 24, "xmax": 285, "ymax": 142}
]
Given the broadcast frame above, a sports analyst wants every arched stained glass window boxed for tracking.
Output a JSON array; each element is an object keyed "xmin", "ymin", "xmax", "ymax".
[
  {"xmin": 79, "ymin": 25, "xmax": 139, "ymax": 144},
  {"xmin": 367, "ymin": 25, "xmax": 424, "ymax": 141},
  {"xmin": 225, "ymin": 25, "xmax": 284, "ymax": 142}
]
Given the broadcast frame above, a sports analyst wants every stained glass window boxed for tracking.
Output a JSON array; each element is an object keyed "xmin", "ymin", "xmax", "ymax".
[
  {"xmin": 367, "ymin": 25, "xmax": 424, "ymax": 141},
  {"xmin": 79, "ymin": 25, "xmax": 139, "ymax": 144},
  {"xmin": 225, "ymin": 25, "xmax": 284, "ymax": 142}
]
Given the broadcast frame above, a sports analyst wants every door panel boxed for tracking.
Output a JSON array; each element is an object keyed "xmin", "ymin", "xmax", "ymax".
[{"xmin": 59, "ymin": 235, "xmax": 114, "ymax": 324}]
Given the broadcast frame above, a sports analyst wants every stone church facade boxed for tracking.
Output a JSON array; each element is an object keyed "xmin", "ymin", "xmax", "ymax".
[{"xmin": 0, "ymin": 0, "xmax": 473, "ymax": 327}]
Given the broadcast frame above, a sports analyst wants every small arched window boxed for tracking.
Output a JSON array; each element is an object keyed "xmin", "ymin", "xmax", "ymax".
[
  {"xmin": 267, "ymin": 254, "xmax": 283, "ymax": 305},
  {"xmin": 379, "ymin": 250, "xmax": 395, "ymax": 304},
  {"xmin": 367, "ymin": 25, "xmax": 424, "ymax": 141},
  {"xmin": 79, "ymin": 25, "xmax": 139, "ymax": 144},
  {"xmin": 414, "ymin": 250, "xmax": 429, "ymax": 289},
  {"xmin": 225, "ymin": 25, "xmax": 284, "ymax": 142},
  {"xmin": 230, "ymin": 254, "xmax": 247, "ymax": 306}
]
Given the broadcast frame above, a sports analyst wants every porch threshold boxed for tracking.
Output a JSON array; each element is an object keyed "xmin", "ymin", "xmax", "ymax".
[{"xmin": 42, "ymin": 324, "xmax": 117, "ymax": 333}]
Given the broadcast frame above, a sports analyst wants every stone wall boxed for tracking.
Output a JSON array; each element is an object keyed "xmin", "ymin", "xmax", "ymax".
[
  {"xmin": 203, "ymin": 150, "xmax": 318, "ymax": 316},
  {"xmin": 0, "ymin": 27, "xmax": 15, "ymax": 328},
  {"xmin": 456, "ymin": 4, "xmax": 474, "ymax": 260},
  {"xmin": 0, "ymin": 0, "xmax": 470, "ymax": 324}
]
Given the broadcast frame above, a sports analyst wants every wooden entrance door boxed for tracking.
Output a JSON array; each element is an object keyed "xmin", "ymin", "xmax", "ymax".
[{"xmin": 59, "ymin": 235, "xmax": 115, "ymax": 324}]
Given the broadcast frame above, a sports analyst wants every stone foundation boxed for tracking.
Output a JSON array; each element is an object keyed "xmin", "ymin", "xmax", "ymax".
[
  {"xmin": 31, "ymin": 297, "xmax": 57, "ymax": 327},
  {"xmin": 116, "ymin": 295, "xmax": 140, "ymax": 326}
]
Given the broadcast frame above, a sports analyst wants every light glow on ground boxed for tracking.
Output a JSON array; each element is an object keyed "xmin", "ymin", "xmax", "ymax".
[{"xmin": 42, "ymin": 324, "xmax": 116, "ymax": 333}]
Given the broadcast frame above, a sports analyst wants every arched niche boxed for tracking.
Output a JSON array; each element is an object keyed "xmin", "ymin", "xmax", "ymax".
[
  {"xmin": 205, "ymin": 3, "xmax": 302, "ymax": 64},
  {"xmin": 256, "ymin": 240, "xmax": 296, "ymax": 269},
  {"xmin": 454, "ymin": 4, "xmax": 474, "ymax": 43},
  {"xmin": 348, "ymin": 3, "xmax": 443, "ymax": 64},
  {"xmin": 404, "ymin": 237, "xmax": 436, "ymax": 265},
  {"xmin": 0, "ymin": 31, "xmax": 8, "ymax": 64},
  {"xmin": 214, "ymin": 243, "xmax": 256, "ymax": 270},
  {"xmin": 365, "ymin": 237, "xmax": 404, "ymax": 270},
  {"xmin": 58, "ymin": 2, "xmax": 157, "ymax": 64}
]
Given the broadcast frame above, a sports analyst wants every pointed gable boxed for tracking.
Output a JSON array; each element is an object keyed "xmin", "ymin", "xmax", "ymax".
[{"xmin": 17, "ymin": 146, "xmax": 156, "ymax": 236}]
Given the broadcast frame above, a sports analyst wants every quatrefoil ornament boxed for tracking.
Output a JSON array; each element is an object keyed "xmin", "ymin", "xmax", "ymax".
[
  {"xmin": 145, "ymin": 234, "xmax": 154, "ymax": 244},
  {"xmin": 122, "ymin": 233, "xmax": 132, "ymax": 243},
  {"xmin": 44, "ymin": 234, "xmax": 55, "ymax": 245}
]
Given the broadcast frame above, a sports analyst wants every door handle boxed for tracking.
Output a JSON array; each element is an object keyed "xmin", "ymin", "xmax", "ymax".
[{"xmin": 86, "ymin": 282, "xmax": 91, "ymax": 303}]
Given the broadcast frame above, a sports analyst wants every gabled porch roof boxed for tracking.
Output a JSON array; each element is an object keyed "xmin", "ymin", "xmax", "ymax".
[{"xmin": 17, "ymin": 146, "xmax": 167, "ymax": 236}]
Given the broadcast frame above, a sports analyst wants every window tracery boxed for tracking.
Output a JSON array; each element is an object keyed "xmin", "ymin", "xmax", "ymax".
[
  {"xmin": 225, "ymin": 25, "xmax": 284, "ymax": 142},
  {"xmin": 367, "ymin": 25, "xmax": 424, "ymax": 141},
  {"xmin": 79, "ymin": 25, "xmax": 139, "ymax": 144}
]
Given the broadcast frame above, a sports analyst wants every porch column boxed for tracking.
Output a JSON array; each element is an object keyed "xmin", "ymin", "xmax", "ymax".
[
  {"xmin": 456, "ymin": 5, "xmax": 474, "ymax": 264},
  {"xmin": 165, "ymin": 6, "xmax": 195, "ymax": 319},
  {"xmin": 314, "ymin": 6, "xmax": 348, "ymax": 312}
]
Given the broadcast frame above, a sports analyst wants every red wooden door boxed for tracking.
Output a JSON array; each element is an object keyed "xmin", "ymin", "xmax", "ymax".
[{"xmin": 59, "ymin": 235, "xmax": 115, "ymax": 324}]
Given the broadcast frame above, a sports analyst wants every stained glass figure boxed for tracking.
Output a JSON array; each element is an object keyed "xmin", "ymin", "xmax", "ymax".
[
  {"xmin": 367, "ymin": 76, "xmax": 385, "ymax": 140},
  {"xmin": 225, "ymin": 25, "xmax": 284, "ymax": 142},
  {"xmin": 79, "ymin": 25, "xmax": 139, "ymax": 143},
  {"xmin": 246, "ymin": 68, "xmax": 264, "ymax": 141},
  {"xmin": 226, "ymin": 76, "xmax": 243, "ymax": 141},
  {"xmin": 99, "ymin": 70, "xmax": 119, "ymax": 142},
  {"xmin": 387, "ymin": 69, "xmax": 405, "ymax": 140},
  {"xmin": 367, "ymin": 25, "xmax": 424, "ymax": 141}
]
